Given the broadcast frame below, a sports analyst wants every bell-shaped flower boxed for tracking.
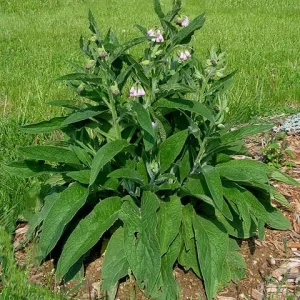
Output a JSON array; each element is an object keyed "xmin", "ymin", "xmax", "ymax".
[
  {"xmin": 130, "ymin": 86, "xmax": 138, "ymax": 97},
  {"xmin": 97, "ymin": 47, "xmax": 108, "ymax": 59},
  {"xmin": 181, "ymin": 16, "xmax": 190, "ymax": 27},
  {"xmin": 155, "ymin": 30, "xmax": 164, "ymax": 43},
  {"xmin": 110, "ymin": 82, "xmax": 120, "ymax": 96},
  {"xmin": 147, "ymin": 28, "xmax": 156, "ymax": 42},
  {"xmin": 184, "ymin": 50, "xmax": 191, "ymax": 59},
  {"xmin": 137, "ymin": 86, "xmax": 146, "ymax": 96},
  {"xmin": 85, "ymin": 59, "xmax": 95, "ymax": 70}
]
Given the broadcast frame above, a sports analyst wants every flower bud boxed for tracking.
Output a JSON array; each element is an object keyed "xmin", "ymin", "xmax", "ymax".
[
  {"xmin": 89, "ymin": 35, "xmax": 97, "ymax": 42},
  {"xmin": 97, "ymin": 47, "xmax": 108, "ymax": 59},
  {"xmin": 141, "ymin": 60, "xmax": 150, "ymax": 65},
  {"xmin": 77, "ymin": 83, "xmax": 85, "ymax": 94},
  {"xmin": 85, "ymin": 60, "xmax": 95, "ymax": 70},
  {"xmin": 175, "ymin": 15, "xmax": 189, "ymax": 27},
  {"xmin": 217, "ymin": 124, "xmax": 225, "ymax": 129},
  {"xmin": 110, "ymin": 82, "xmax": 120, "ymax": 96}
]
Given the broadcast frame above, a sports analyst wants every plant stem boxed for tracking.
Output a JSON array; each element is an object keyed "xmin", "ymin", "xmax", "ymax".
[{"xmin": 108, "ymin": 91, "xmax": 121, "ymax": 140}]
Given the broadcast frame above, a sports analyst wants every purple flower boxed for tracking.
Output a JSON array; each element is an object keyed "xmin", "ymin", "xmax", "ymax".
[
  {"xmin": 147, "ymin": 28, "xmax": 156, "ymax": 42},
  {"xmin": 155, "ymin": 30, "xmax": 164, "ymax": 43},
  {"xmin": 181, "ymin": 16, "xmax": 189, "ymax": 27},
  {"xmin": 185, "ymin": 50, "xmax": 191, "ymax": 59},
  {"xmin": 130, "ymin": 86, "xmax": 138, "ymax": 97}
]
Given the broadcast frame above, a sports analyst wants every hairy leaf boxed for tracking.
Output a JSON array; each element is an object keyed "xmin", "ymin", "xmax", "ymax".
[
  {"xmin": 56, "ymin": 196, "xmax": 122, "ymax": 278},
  {"xmin": 120, "ymin": 192, "xmax": 161, "ymax": 295},
  {"xmin": 38, "ymin": 183, "xmax": 88, "ymax": 262},
  {"xmin": 108, "ymin": 168, "xmax": 143, "ymax": 184},
  {"xmin": 90, "ymin": 140, "xmax": 130, "ymax": 185},
  {"xmin": 20, "ymin": 117, "xmax": 66, "ymax": 134},
  {"xmin": 18, "ymin": 146, "xmax": 80, "ymax": 165},
  {"xmin": 102, "ymin": 227, "xmax": 129, "ymax": 291},
  {"xmin": 159, "ymin": 130, "xmax": 188, "ymax": 174},
  {"xmin": 66, "ymin": 170, "xmax": 91, "ymax": 184}
]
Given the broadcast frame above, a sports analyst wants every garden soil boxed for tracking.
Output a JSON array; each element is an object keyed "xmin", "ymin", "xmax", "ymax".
[{"xmin": 9, "ymin": 134, "xmax": 300, "ymax": 299}]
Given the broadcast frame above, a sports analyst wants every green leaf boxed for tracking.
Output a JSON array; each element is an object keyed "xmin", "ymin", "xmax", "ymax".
[
  {"xmin": 153, "ymin": 235, "xmax": 181, "ymax": 299},
  {"xmin": 153, "ymin": 0, "xmax": 165, "ymax": 18},
  {"xmin": 38, "ymin": 183, "xmax": 88, "ymax": 262},
  {"xmin": 66, "ymin": 170, "xmax": 91, "ymax": 184},
  {"xmin": 102, "ymin": 227, "xmax": 129, "ymax": 291},
  {"xmin": 159, "ymin": 130, "xmax": 188, "ymax": 174},
  {"xmin": 57, "ymin": 73, "xmax": 101, "ymax": 83},
  {"xmin": 193, "ymin": 215, "xmax": 229, "ymax": 300},
  {"xmin": 109, "ymin": 36, "xmax": 151, "ymax": 63},
  {"xmin": 202, "ymin": 165, "xmax": 223, "ymax": 211},
  {"xmin": 108, "ymin": 168, "xmax": 143, "ymax": 184},
  {"xmin": 62, "ymin": 106, "xmax": 106, "ymax": 126},
  {"xmin": 178, "ymin": 149, "xmax": 190, "ymax": 183},
  {"xmin": 158, "ymin": 83, "xmax": 194, "ymax": 98},
  {"xmin": 172, "ymin": 13, "xmax": 205, "ymax": 45},
  {"xmin": 216, "ymin": 165, "xmax": 251, "ymax": 182},
  {"xmin": 56, "ymin": 196, "xmax": 122, "ymax": 279},
  {"xmin": 266, "ymin": 208, "xmax": 291, "ymax": 230},
  {"xmin": 90, "ymin": 140, "xmax": 130, "ymax": 185},
  {"xmin": 20, "ymin": 117, "xmax": 66, "ymax": 134},
  {"xmin": 219, "ymin": 239, "xmax": 246, "ymax": 290},
  {"xmin": 88, "ymin": 9, "xmax": 101, "ymax": 38},
  {"xmin": 18, "ymin": 146, "xmax": 80, "ymax": 165},
  {"xmin": 157, "ymin": 196, "xmax": 182, "ymax": 256},
  {"xmin": 131, "ymin": 102, "xmax": 155, "ymax": 151},
  {"xmin": 221, "ymin": 125, "xmax": 272, "ymax": 143},
  {"xmin": 154, "ymin": 98, "xmax": 214, "ymax": 122},
  {"xmin": 47, "ymin": 100, "xmax": 79, "ymax": 110},
  {"xmin": 270, "ymin": 187, "xmax": 291, "ymax": 208},
  {"xmin": 120, "ymin": 192, "xmax": 161, "ymax": 295},
  {"xmin": 219, "ymin": 159, "xmax": 269, "ymax": 183},
  {"xmin": 2, "ymin": 161, "xmax": 69, "ymax": 178},
  {"xmin": 268, "ymin": 169, "xmax": 300, "ymax": 186}
]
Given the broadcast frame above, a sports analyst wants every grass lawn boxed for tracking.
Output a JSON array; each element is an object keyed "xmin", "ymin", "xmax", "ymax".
[{"xmin": 0, "ymin": 0, "xmax": 299, "ymax": 297}]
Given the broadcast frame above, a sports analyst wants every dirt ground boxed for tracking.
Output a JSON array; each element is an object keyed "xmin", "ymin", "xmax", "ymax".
[{"xmin": 9, "ymin": 133, "xmax": 300, "ymax": 299}]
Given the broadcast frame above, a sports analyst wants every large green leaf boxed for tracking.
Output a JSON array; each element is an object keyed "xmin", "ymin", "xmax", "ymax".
[
  {"xmin": 159, "ymin": 130, "xmax": 188, "ymax": 174},
  {"xmin": 202, "ymin": 165, "xmax": 223, "ymax": 211},
  {"xmin": 2, "ymin": 161, "xmax": 70, "ymax": 178},
  {"xmin": 153, "ymin": 235, "xmax": 182, "ymax": 299},
  {"xmin": 101, "ymin": 227, "xmax": 129, "ymax": 291},
  {"xmin": 18, "ymin": 146, "xmax": 80, "ymax": 165},
  {"xmin": 56, "ymin": 196, "xmax": 122, "ymax": 279},
  {"xmin": 20, "ymin": 117, "xmax": 66, "ymax": 134},
  {"xmin": 120, "ymin": 192, "xmax": 161, "ymax": 295},
  {"xmin": 153, "ymin": 0, "xmax": 165, "ymax": 18},
  {"xmin": 266, "ymin": 208, "xmax": 291, "ymax": 230},
  {"xmin": 158, "ymin": 83, "xmax": 194, "ymax": 98},
  {"xmin": 61, "ymin": 106, "xmax": 106, "ymax": 126},
  {"xmin": 221, "ymin": 125, "xmax": 272, "ymax": 143},
  {"xmin": 131, "ymin": 102, "xmax": 155, "ymax": 151},
  {"xmin": 178, "ymin": 149, "xmax": 190, "ymax": 183},
  {"xmin": 268, "ymin": 169, "xmax": 300, "ymax": 186},
  {"xmin": 193, "ymin": 215, "xmax": 229, "ymax": 300},
  {"xmin": 90, "ymin": 140, "xmax": 130, "ymax": 185},
  {"xmin": 66, "ymin": 170, "xmax": 91, "ymax": 184},
  {"xmin": 157, "ymin": 196, "xmax": 182, "ymax": 256},
  {"xmin": 38, "ymin": 183, "xmax": 88, "ymax": 262},
  {"xmin": 172, "ymin": 13, "xmax": 205, "ymax": 45},
  {"xmin": 154, "ymin": 98, "xmax": 213, "ymax": 122},
  {"xmin": 216, "ymin": 165, "xmax": 251, "ymax": 182},
  {"xmin": 179, "ymin": 204, "xmax": 201, "ymax": 278}
]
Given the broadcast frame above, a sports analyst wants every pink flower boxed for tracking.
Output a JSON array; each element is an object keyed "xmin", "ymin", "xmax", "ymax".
[
  {"xmin": 130, "ymin": 86, "xmax": 137, "ymax": 97},
  {"xmin": 137, "ymin": 87, "xmax": 145, "ymax": 96},
  {"xmin": 155, "ymin": 30, "xmax": 164, "ymax": 43},
  {"xmin": 181, "ymin": 16, "xmax": 189, "ymax": 27},
  {"xmin": 185, "ymin": 50, "xmax": 191, "ymax": 59},
  {"xmin": 147, "ymin": 29, "xmax": 156, "ymax": 42}
]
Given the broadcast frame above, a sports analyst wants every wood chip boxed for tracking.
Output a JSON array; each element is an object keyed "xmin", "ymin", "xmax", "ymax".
[
  {"xmin": 287, "ymin": 242, "xmax": 300, "ymax": 248},
  {"xmin": 251, "ymin": 289, "xmax": 263, "ymax": 300}
]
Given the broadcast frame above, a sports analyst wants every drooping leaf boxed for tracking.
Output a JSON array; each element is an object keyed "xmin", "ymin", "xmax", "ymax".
[
  {"xmin": 193, "ymin": 214, "xmax": 229, "ymax": 300},
  {"xmin": 102, "ymin": 227, "xmax": 129, "ymax": 291},
  {"xmin": 20, "ymin": 117, "xmax": 66, "ymax": 134},
  {"xmin": 202, "ymin": 165, "xmax": 223, "ymax": 211},
  {"xmin": 216, "ymin": 165, "xmax": 251, "ymax": 182},
  {"xmin": 154, "ymin": 98, "xmax": 213, "ymax": 122},
  {"xmin": 221, "ymin": 125, "xmax": 272, "ymax": 144},
  {"xmin": 120, "ymin": 192, "xmax": 161, "ymax": 295},
  {"xmin": 270, "ymin": 187, "xmax": 291, "ymax": 208},
  {"xmin": 268, "ymin": 169, "xmax": 300, "ymax": 186},
  {"xmin": 131, "ymin": 102, "xmax": 155, "ymax": 151},
  {"xmin": 38, "ymin": 183, "xmax": 88, "ymax": 262},
  {"xmin": 157, "ymin": 195, "xmax": 182, "ymax": 255},
  {"xmin": 172, "ymin": 13, "xmax": 205, "ymax": 45},
  {"xmin": 90, "ymin": 140, "xmax": 130, "ymax": 185},
  {"xmin": 47, "ymin": 100, "xmax": 79, "ymax": 110},
  {"xmin": 18, "ymin": 146, "xmax": 80, "ymax": 165},
  {"xmin": 56, "ymin": 196, "xmax": 122, "ymax": 279},
  {"xmin": 159, "ymin": 130, "xmax": 188, "ymax": 174}
]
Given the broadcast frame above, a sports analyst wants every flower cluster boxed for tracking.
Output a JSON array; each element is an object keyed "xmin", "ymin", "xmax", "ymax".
[
  {"xmin": 175, "ymin": 15, "xmax": 189, "ymax": 27},
  {"xmin": 97, "ymin": 47, "xmax": 108, "ymax": 59},
  {"xmin": 130, "ymin": 84, "xmax": 145, "ymax": 97},
  {"xmin": 177, "ymin": 50, "xmax": 191, "ymax": 61},
  {"xmin": 147, "ymin": 29, "xmax": 164, "ymax": 43}
]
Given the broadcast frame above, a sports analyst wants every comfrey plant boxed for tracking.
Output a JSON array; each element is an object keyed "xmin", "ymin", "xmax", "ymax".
[{"xmin": 4, "ymin": 1, "xmax": 299, "ymax": 299}]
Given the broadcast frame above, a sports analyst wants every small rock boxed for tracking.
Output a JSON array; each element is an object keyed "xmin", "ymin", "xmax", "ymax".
[
  {"xmin": 239, "ymin": 294, "xmax": 246, "ymax": 299},
  {"xmin": 217, "ymin": 297, "xmax": 236, "ymax": 300},
  {"xmin": 270, "ymin": 257, "xmax": 276, "ymax": 265}
]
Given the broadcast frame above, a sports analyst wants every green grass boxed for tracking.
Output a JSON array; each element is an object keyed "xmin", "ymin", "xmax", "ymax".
[{"xmin": 0, "ymin": 0, "xmax": 299, "ymax": 298}]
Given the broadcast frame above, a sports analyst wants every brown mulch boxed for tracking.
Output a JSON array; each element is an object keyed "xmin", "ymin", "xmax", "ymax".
[{"xmin": 7, "ymin": 134, "xmax": 300, "ymax": 299}]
